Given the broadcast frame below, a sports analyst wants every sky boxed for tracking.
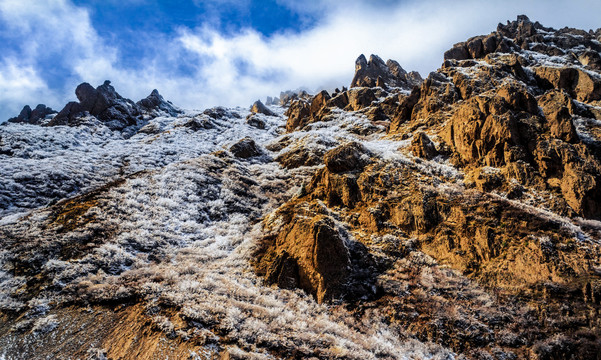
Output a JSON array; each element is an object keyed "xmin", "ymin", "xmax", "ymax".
[{"xmin": 0, "ymin": 0, "xmax": 601, "ymax": 121}]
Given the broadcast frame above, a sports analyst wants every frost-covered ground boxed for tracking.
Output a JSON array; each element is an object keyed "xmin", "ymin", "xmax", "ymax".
[
  {"xmin": 0, "ymin": 107, "xmax": 286, "ymax": 219},
  {"xmin": 0, "ymin": 106, "xmax": 456, "ymax": 359}
]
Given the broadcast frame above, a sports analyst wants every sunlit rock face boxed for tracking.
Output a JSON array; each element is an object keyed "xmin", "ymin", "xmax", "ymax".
[{"xmin": 2, "ymin": 15, "xmax": 601, "ymax": 360}]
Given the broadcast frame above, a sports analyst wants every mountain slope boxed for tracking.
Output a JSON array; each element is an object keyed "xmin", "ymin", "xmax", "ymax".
[{"xmin": 1, "ymin": 15, "xmax": 601, "ymax": 360}]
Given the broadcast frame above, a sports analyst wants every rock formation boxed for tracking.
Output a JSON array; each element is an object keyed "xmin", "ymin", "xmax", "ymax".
[
  {"xmin": 250, "ymin": 100, "xmax": 277, "ymax": 116},
  {"xmin": 229, "ymin": 137, "xmax": 262, "ymax": 158},
  {"xmin": 136, "ymin": 89, "xmax": 181, "ymax": 117},
  {"xmin": 49, "ymin": 81, "xmax": 141, "ymax": 130},
  {"xmin": 7, "ymin": 104, "xmax": 56, "ymax": 125},
  {"xmin": 351, "ymin": 54, "xmax": 423, "ymax": 89},
  {"xmin": 254, "ymin": 15, "xmax": 601, "ymax": 359}
]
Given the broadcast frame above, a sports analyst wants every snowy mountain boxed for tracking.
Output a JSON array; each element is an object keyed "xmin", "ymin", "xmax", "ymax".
[{"xmin": 1, "ymin": 15, "xmax": 601, "ymax": 360}]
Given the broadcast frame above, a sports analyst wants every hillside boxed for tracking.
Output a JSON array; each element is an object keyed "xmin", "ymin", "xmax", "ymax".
[{"xmin": 1, "ymin": 15, "xmax": 601, "ymax": 359}]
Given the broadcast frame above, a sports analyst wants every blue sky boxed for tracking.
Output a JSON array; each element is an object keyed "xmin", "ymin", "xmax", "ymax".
[{"xmin": 1, "ymin": 0, "xmax": 601, "ymax": 121}]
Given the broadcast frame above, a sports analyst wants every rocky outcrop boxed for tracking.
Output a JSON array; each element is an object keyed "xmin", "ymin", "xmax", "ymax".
[
  {"xmin": 257, "ymin": 209, "xmax": 351, "ymax": 303},
  {"xmin": 7, "ymin": 104, "xmax": 56, "ymax": 125},
  {"xmin": 538, "ymin": 90, "xmax": 578, "ymax": 143},
  {"xmin": 534, "ymin": 66, "xmax": 601, "ymax": 102},
  {"xmin": 284, "ymin": 98, "xmax": 311, "ymax": 132},
  {"xmin": 3, "ymin": 14, "xmax": 601, "ymax": 360},
  {"xmin": 136, "ymin": 89, "xmax": 181, "ymax": 116},
  {"xmin": 203, "ymin": 106, "xmax": 241, "ymax": 120},
  {"xmin": 275, "ymin": 146, "xmax": 324, "ymax": 169},
  {"xmin": 323, "ymin": 142, "xmax": 372, "ymax": 173},
  {"xmin": 229, "ymin": 138, "xmax": 261, "ymax": 158},
  {"xmin": 250, "ymin": 100, "xmax": 277, "ymax": 116},
  {"xmin": 265, "ymin": 96, "xmax": 279, "ymax": 106},
  {"xmin": 411, "ymin": 132, "xmax": 438, "ymax": 160},
  {"xmin": 279, "ymin": 90, "xmax": 310, "ymax": 106},
  {"xmin": 386, "ymin": 16, "xmax": 601, "ymax": 219},
  {"xmin": 255, "ymin": 200, "xmax": 379, "ymax": 304},
  {"xmin": 49, "ymin": 81, "xmax": 142, "ymax": 130},
  {"xmin": 351, "ymin": 54, "xmax": 422, "ymax": 89},
  {"xmin": 259, "ymin": 16, "xmax": 601, "ymax": 358}
]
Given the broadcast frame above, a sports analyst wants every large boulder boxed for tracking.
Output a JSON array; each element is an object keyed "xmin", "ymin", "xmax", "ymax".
[
  {"xmin": 308, "ymin": 90, "xmax": 331, "ymax": 121},
  {"xmin": 346, "ymin": 88, "xmax": 377, "ymax": 111},
  {"xmin": 261, "ymin": 213, "xmax": 351, "ymax": 303},
  {"xmin": 229, "ymin": 138, "xmax": 261, "ymax": 159},
  {"xmin": 534, "ymin": 66, "xmax": 601, "ymax": 102}
]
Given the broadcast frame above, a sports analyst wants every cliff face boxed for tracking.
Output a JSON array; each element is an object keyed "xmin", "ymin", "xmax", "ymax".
[
  {"xmin": 258, "ymin": 15, "xmax": 601, "ymax": 359},
  {"xmin": 1, "ymin": 15, "xmax": 601, "ymax": 360}
]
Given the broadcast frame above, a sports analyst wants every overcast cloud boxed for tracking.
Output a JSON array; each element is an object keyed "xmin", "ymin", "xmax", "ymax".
[{"xmin": 0, "ymin": 0, "xmax": 600, "ymax": 121}]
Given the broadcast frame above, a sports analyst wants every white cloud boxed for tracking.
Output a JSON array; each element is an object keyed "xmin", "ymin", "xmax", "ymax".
[
  {"xmin": 0, "ymin": 59, "xmax": 59, "ymax": 118},
  {"xmin": 1, "ymin": 0, "xmax": 601, "ymax": 121}
]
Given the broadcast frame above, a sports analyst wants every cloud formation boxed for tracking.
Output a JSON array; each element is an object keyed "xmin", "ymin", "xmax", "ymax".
[{"xmin": 1, "ymin": 0, "xmax": 600, "ymax": 121}]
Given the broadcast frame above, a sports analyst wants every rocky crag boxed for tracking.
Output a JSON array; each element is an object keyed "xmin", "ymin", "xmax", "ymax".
[{"xmin": 0, "ymin": 15, "xmax": 600, "ymax": 360}]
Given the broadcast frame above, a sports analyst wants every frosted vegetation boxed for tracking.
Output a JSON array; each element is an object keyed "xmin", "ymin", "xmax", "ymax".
[{"xmin": 0, "ymin": 106, "xmax": 457, "ymax": 358}]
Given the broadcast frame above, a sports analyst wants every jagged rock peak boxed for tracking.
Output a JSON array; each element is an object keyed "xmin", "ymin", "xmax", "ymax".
[
  {"xmin": 279, "ymin": 89, "xmax": 311, "ymax": 106},
  {"xmin": 250, "ymin": 99, "xmax": 277, "ymax": 116},
  {"xmin": 444, "ymin": 14, "xmax": 601, "ymax": 62},
  {"xmin": 49, "ymin": 80, "xmax": 141, "ymax": 131},
  {"xmin": 265, "ymin": 96, "xmax": 280, "ymax": 106},
  {"xmin": 137, "ymin": 89, "xmax": 181, "ymax": 117},
  {"xmin": 351, "ymin": 53, "xmax": 422, "ymax": 89},
  {"xmin": 7, "ymin": 104, "xmax": 56, "ymax": 125}
]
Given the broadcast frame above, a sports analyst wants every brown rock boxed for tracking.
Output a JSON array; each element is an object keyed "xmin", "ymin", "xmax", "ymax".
[
  {"xmin": 444, "ymin": 43, "xmax": 471, "ymax": 60},
  {"xmin": 327, "ymin": 92, "xmax": 349, "ymax": 109},
  {"xmin": 309, "ymin": 90, "xmax": 331, "ymax": 121},
  {"xmin": 578, "ymin": 51, "xmax": 601, "ymax": 71},
  {"xmin": 229, "ymin": 138, "xmax": 261, "ymax": 158},
  {"xmin": 389, "ymin": 189, "xmax": 442, "ymax": 232},
  {"xmin": 561, "ymin": 163, "xmax": 600, "ymax": 218},
  {"xmin": 473, "ymin": 167, "xmax": 504, "ymax": 192},
  {"xmin": 250, "ymin": 100, "xmax": 276, "ymax": 116},
  {"xmin": 497, "ymin": 83, "xmax": 538, "ymax": 114},
  {"xmin": 538, "ymin": 91, "xmax": 578, "ymax": 143},
  {"xmin": 411, "ymin": 132, "xmax": 438, "ymax": 160},
  {"xmin": 275, "ymin": 146, "xmax": 324, "ymax": 169},
  {"xmin": 534, "ymin": 66, "xmax": 601, "ymax": 102},
  {"xmin": 574, "ymin": 69, "xmax": 601, "ymax": 102},
  {"xmin": 466, "ymin": 37, "xmax": 484, "ymax": 59},
  {"xmin": 444, "ymin": 96, "xmax": 525, "ymax": 167},
  {"xmin": 259, "ymin": 210, "xmax": 351, "ymax": 303},
  {"xmin": 482, "ymin": 34, "xmax": 498, "ymax": 54},
  {"xmin": 285, "ymin": 99, "xmax": 310, "ymax": 132},
  {"xmin": 389, "ymin": 87, "xmax": 421, "ymax": 133},
  {"xmin": 309, "ymin": 168, "xmax": 362, "ymax": 208},
  {"xmin": 346, "ymin": 88, "xmax": 377, "ymax": 111},
  {"xmin": 323, "ymin": 142, "xmax": 372, "ymax": 173}
]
